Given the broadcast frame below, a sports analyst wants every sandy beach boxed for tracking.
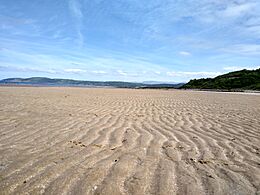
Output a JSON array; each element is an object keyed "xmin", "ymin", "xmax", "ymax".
[{"xmin": 0, "ymin": 87, "xmax": 259, "ymax": 195}]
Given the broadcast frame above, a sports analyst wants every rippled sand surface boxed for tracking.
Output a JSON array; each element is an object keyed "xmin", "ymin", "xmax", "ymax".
[{"xmin": 0, "ymin": 87, "xmax": 259, "ymax": 195}]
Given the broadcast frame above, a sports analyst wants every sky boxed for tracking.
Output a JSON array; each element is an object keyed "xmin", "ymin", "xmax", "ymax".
[{"xmin": 0, "ymin": 0, "xmax": 260, "ymax": 82}]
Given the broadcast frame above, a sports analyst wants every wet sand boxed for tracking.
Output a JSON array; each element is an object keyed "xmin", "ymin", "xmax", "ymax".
[{"xmin": 0, "ymin": 87, "xmax": 259, "ymax": 195}]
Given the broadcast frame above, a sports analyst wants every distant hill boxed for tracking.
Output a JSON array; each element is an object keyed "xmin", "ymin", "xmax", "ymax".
[
  {"xmin": 0, "ymin": 77, "xmax": 184, "ymax": 89},
  {"xmin": 181, "ymin": 68, "xmax": 260, "ymax": 90},
  {"xmin": 142, "ymin": 81, "xmax": 179, "ymax": 85},
  {"xmin": 140, "ymin": 83, "xmax": 185, "ymax": 89}
]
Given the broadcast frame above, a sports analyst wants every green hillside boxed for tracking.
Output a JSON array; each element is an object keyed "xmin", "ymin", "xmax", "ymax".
[{"xmin": 181, "ymin": 68, "xmax": 260, "ymax": 90}]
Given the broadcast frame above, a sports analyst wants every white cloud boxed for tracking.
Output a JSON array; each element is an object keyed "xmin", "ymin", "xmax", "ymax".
[
  {"xmin": 64, "ymin": 68, "xmax": 86, "ymax": 73},
  {"xmin": 167, "ymin": 71, "xmax": 221, "ymax": 78},
  {"xmin": 91, "ymin": 70, "xmax": 106, "ymax": 74},
  {"xmin": 246, "ymin": 25, "xmax": 260, "ymax": 38},
  {"xmin": 179, "ymin": 51, "xmax": 191, "ymax": 56},
  {"xmin": 223, "ymin": 66, "xmax": 260, "ymax": 71},
  {"xmin": 221, "ymin": 3, "xmax": 255, "ymax": 18},
  {"xmin": 68, "ymin": 0, "xmax": 84, "ymax": 46},
  {"xmin": 0, "ymin": 65, "xmax": 58, "ymax": 74},
  {"xmin": 222, "ymin": 44, "xmax": 260, "ymax": 55},
  {"xmin": 223, "ymin": 66, "xmax": 244, "ymax": 71},
  {"xmin": 117, "ymin": 70, "xmax": 127, "ymax": 76},
  {"xmin": 68, "ymin": 0, "xmax": 83, "ymax": 18}
]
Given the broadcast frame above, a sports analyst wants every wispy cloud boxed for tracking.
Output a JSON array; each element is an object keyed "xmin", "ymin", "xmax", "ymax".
[
  {"xmin": 91, "ymin": 70, "xmax": 107, "ymax": 74},
  {"xmin": 179, "ymin": 51, "xmax": 191, "ymax": 56},
  {"xmin": 221, "ymin": 44, "xmax": 260, "ymax": 56},
  {"xmin": 0, "ymin": 65, "xmax": 57, "ymax": 74},
  {"xmin": 68, "ymin": 0, "xmax": 84, "ymax": 46},
  {"xmin": 68, "ymin": 0, "xmax": 83, "ymax": 18},
  {"xmin": 0, "ymin": 15, "xmax": 35, "ymax": 27},
  {"xmin": 223, "ymin": 65, "xmax": 260, "ymax": 71},
  {"xmin": 167, "ymin": 71, "xmax": 221, "ymax": 78},
  {"xmin": 117, "ymin": 70, "xmax": 128, "ymax": 76},
  {"xmin": 64, "ymin": 68, "xmax": 86, "ymax": 73},
  {"xmin": 221, "ymin": 2, "xmax": 255, "ymax": 18}
]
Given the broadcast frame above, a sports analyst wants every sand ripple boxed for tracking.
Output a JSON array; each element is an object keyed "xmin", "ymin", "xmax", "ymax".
[{"xmin": 0, "ymin": 87, "xmax": 259, "ymax": 195}]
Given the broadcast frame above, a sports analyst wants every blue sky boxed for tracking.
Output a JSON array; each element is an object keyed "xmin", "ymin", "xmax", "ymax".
[{"xmin": 0, "ymin": 0, "xmax": 260, "ymax": 82}]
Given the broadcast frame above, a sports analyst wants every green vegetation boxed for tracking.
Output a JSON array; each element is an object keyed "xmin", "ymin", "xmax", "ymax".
[{"xmin": 181, "ymin": 68, "xmax": 260, "ymax": 90}]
